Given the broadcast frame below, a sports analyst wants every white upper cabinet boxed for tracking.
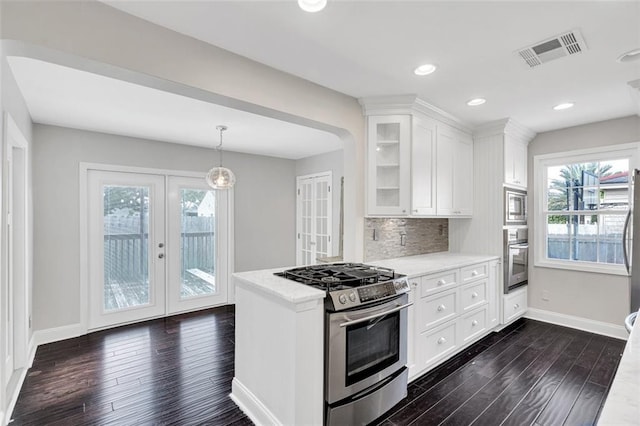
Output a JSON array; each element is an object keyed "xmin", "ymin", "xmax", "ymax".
[
  {"xmin": 366, "ymin": 115, "xmax": 411, "ymax": 215},
  {"xmin": 361, "ymin": 95, "xmax": 473, "ymax": 218},
  {"xmin": 411, "ymin": 117, "xmax": 437, "ymax": 215},
  {"xmin": 436, "ymin": 125, "xmax": 473, "ymax": 216},
  {"xmin": 504, "ymin": 136, "xmax": 527, "ymax": 187}
]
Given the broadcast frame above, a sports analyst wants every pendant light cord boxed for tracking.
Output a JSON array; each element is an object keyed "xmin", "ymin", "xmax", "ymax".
[{"xmin": 216, "ymin": 125, "xmax": 228, "ymax": 167}]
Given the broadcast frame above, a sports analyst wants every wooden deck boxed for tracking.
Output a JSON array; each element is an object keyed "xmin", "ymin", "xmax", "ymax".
[{"xmin": 104, "ymin": 270, "xmax": 216, "ymax": 310}]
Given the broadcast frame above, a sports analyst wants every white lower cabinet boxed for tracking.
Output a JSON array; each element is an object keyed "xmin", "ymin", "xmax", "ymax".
[
  {"xmin": 418, "ymin": 288, "xmax": 458, "ymax": 330},
  {"xmin": 461, "ymin": 306, "xmax": 488, "ymax": 344},
  {"xmin": 418, "ymin": 320, "xmax": 458, "ymax": 369},
  {"xmin": 408, "ymin": 259, "xmax": 499, "ymax": 382},
  {"xmin": 503, "ymin": 286, "xmax": 527, "ymax": 324}
]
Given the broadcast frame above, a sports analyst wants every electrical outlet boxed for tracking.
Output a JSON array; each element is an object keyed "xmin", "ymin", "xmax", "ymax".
[{"xmin": 542, "ymin": 290, "xmax": 550, "ymax": 301}]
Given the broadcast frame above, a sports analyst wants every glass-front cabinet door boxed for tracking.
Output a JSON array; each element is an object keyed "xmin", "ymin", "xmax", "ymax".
[{"xmin": 366, "ymin": 115, "xmax": 411, "ymax": 215}]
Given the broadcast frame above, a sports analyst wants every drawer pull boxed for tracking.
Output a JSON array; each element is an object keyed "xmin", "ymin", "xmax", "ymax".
[
  {"xmin": 437, "ymin": 337, "xmax": 446, "ymax": 345},
  {"xmin": 437, "ymin": 279, "xmax": 446, "ymax": 286},
  {"xmin": 412, "ymin": 282, "xmax": 419, "ymax": 288},
  {"xmin": 514, "ymin": 303, "xmax": 520, "ymax": 310},
  {"xmin": 437, "ymin": 304, "xmax": 446, "ymax": 312},
  {"xmin": 471, "ymin": 270, "xmax": 478, "ymax": 276},
  {"xmin": 472, "ymin": 320, "xmax": 478, "ymax": 326},
  {"xmin": 472, "ymin": 292, "xmax": 478, "ymax": 299}
]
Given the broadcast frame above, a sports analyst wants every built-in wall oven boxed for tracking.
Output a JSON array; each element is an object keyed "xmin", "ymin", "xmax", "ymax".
[
  {"xmin": 504, "ymin": 228, "xmax": 528, "ymax": 293},
  {"xmin": 504, "ymin": 187, "xmax": 527, "ymax": 226}
]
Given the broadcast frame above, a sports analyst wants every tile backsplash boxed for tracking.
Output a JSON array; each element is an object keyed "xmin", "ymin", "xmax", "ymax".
[{"xmin": 364, "ymin": 218, "xmax": 448, "ymax": 261}]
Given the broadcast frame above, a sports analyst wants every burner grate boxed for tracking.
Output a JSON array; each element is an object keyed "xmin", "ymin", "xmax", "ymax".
[{"xmin": 276, "ymin": 263, "xmax": 396, "ymax": 291}]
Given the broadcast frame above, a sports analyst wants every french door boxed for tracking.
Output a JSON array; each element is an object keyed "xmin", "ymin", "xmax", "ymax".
[
  {"xmin": 296, "ymin": 172, "xmax": 332, "ymax": 265},
  {"xmin": 87, "ymin": 169, "xmax": 228, "ymax": 330}
]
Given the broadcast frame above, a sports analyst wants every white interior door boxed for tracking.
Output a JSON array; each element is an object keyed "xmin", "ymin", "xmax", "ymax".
[
  {"xmin": 88, "ymin": 170, "xmax": 166, "ymax": 329},
  {"xmin": 167, "ymin": 176, "xmax": 228, "ymax": 314},
  {"xmin": 3, "ymin": 116, "xmax": 29, "ymax": 392},
  {"xmin": 296, "ymin": 172, "xmax": 332, "ymax": 265},
  {"xmin": 3, "ymin": 143, "xmax": 14, "ymax": 387}
]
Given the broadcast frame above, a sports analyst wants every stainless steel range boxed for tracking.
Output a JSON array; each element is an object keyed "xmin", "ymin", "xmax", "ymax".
[{"xmin": 276, "ymin": 263, "xmax": 411, "ymax": 426}]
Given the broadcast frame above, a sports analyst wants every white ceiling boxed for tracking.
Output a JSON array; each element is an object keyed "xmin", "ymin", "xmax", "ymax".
[
  {"xmin": 103, "ymin": 0, "xmax": 640, "ymax": 133},
  {"xmin": 7, "ymin": 56, "xmax": 342, "ymax": 160}
]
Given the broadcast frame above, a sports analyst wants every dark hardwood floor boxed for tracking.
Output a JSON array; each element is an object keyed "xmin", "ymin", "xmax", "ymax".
[{"xmin": 11, "ymin": 307, "xmax": 624, "ymax": 426}]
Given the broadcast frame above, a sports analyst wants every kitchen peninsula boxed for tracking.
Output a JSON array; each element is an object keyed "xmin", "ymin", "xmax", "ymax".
[{"xmin": 230, "ymin": 252, "xmax": 500, "ymax": 426}]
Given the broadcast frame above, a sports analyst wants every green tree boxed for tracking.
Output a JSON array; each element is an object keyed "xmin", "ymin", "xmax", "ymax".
[{"xmin": 547, "ymin": 162, "xmax": 614, "ymax": 223}]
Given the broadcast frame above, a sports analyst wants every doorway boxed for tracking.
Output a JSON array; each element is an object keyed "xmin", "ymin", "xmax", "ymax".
[
  {"xmin": 86, "ymin": 168, "xmax": 230, "ymax": 330},
  {"xmin": 296, "ymin": 172, "xmax": 332, "ymax": 265},
  {"xmin": 2, "ymin": 114, "xmax": 29, "ymax": 401}
]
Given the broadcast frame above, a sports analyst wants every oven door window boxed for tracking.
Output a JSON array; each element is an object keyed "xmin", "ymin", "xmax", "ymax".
[
  {"xmin": 509, "ymin": 245, "xmax": 528, "ymax": 283},
  {"xmin": 345, "ymin": 311, "xmax": 400, "ymax": 386}
]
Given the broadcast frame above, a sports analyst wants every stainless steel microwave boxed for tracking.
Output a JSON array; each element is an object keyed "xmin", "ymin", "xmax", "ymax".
[{"xmin": 504, "ymin": 188, "xmax": 527, "ymax": 225}]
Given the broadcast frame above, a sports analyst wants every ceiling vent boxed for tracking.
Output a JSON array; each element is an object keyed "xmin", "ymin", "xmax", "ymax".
[{"xmin": 517, "ymin": 29, "xmax": 587, "ymax": 68}]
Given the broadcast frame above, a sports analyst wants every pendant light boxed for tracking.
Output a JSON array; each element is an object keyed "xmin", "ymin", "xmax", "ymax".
[{"xmin": 206, "ymin": 125, "xmax": 236, "ymax": 190}]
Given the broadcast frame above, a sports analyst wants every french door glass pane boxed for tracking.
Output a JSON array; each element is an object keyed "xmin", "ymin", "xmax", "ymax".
[
  {"xmin": 181, "ymin": 188, "xmax": 216, "ymax": 299},
  {"xmin": 103, "ymin": 185, "xmax": 150, "ymax": 310}
]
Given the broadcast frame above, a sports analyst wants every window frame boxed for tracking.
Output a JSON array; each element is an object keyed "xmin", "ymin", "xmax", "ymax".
[{"xmin": 534, "ymin": 142, "xmax": 640, "ymax": 276}]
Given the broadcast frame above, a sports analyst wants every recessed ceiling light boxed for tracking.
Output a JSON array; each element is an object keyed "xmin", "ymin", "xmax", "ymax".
[
  {"xmin": 617, "ymin": 48, "xmax": 640, "ymax": 63},
  {"xmin": 298, "ymin": 0, "xmax": 327, "ymax": 12},
  {"xmin": 553, "ymin": 102, "xmax": 574, "ymax": 111},
  {"xmin": 467, "ymin": 98, "xmax": 486, "ymax": 106},
  {"xmin": 414, "ymin": 64, "xmax": 437, "ymax": 76}
]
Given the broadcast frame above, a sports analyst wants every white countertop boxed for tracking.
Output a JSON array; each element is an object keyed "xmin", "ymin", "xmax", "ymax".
[
  {"xmin": 233, "ymin": 268, "xmax": 326, "ymax": 305},
  {"xmin": 598, "ymin": 308, "xmax": 640, "ymax": 425},
  {"xmin": 233, "ymin": 252, "xmax": 499, "ymax": 304},
  {"xmin": 369, "ymin": 252, "xmax": 500, "ymax": 277}
]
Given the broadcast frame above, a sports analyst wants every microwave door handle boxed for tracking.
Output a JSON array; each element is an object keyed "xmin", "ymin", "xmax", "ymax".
[
  {"xmin": 623, "ymin": 209, "xmax": 631, "ymax": 274},
  {"xmin": 339, "ymin": 302, "xmax": 413, "ymax": 328}
]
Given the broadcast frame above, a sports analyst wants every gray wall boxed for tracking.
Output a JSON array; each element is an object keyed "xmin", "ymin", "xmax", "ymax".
[
  {"xmin": 32, "ymin": 124, "xmax": 297, "ymax": 330},
  {"xmin": 529, "ymin": 115, "xmax": 640, "ymax": 325},
  {"xmin": 295, "ymin": 150, "xmax": 343, "ymax": 256}
]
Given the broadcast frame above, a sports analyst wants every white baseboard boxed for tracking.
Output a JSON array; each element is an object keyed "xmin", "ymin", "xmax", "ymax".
[
  {"xmin": 525, "ymin": 308, "xmax": 628, "ymax": 340},
  {"xmin": 231, "ymin": 378, "xmax": 282, "ymax": 426},
  {"xmin": 27, "ymin": 334, "xmax": 37, "ymax": 368},
  {"xmin": 32, "ymin": 323, "xmax": 85, "ymax": 347}
]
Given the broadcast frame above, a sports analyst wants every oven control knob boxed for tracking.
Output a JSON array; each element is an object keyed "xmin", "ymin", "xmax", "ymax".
[
  {"xmin": 339, "ymin": 294, "xmax": 347, "ymax": 304},
  {"xmin": 349, "ymin": 292, "xmax": 356, "ymax": 302}
]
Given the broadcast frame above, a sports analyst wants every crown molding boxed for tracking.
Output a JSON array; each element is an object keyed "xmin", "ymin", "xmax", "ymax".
[
  {"xmin": 358, "ymin": 94, "xmax": 473, "ymax": 134},
  {"xmin": 473, "ymin": 118, "xmax": 537, "ymax": 144}
]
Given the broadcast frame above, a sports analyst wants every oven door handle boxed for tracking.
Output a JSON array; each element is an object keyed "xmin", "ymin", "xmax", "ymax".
[
  {"xmin": 339, "ymin": 302, "xmax": 413, "ymax": 328},
  {"xmin": 510, "ymin": 244, "xmax": 528, "ymax": 250}
]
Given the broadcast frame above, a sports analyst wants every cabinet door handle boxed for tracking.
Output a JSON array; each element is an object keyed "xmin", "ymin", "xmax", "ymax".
[
  {"xmin": 412, "ymin": 282, "xmax": 419, "ymax": 288},
  {"xmin": 472, "ymin": 292, "xmax": 478, "ymax": 299},
  {"xmin": 437, "ymin": 279, "xmax": 446, "ymax": 286},
  {"xmin": 514, "ymin": 303, "xmax": 520, "ymax": 310},
  {"xmin": 472, "ymin": 320, "xmax": 478, "ymax": 326},
  {"xmin": 437, "ymin": 337, "xmax": 446, "ymax": 345},
  {"xmin": 437, "ymin": 304, "xmax": 446, "ymax": 312}
]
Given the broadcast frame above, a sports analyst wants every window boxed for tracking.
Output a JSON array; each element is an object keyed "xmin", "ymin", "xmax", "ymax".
[{"xmin": 535, "ymin": 144, "xmax": 640, "ymax": 275}]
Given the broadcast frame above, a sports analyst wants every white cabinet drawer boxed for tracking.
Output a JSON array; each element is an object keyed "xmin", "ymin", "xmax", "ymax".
[
  {"xmin": 418, "ymin": 288, "xmax": 458, "ymax": 331},
  {"xmin": 461, "ymin": 279, "xmax": 487, "ymax": 312},
  {"xmin": 461, "ymin": 306, "xmax": 488, "ymax": 344},
  {"xmin": 421, "ymin": 270, "xmax": 458, "ymax": 297},
  {"xmin": 418, "ymin": 320, "xmax": 458, "ymax": 367},
  {"xmin": 461, "ymin": 262, "xmax": 488, "ymax": 283},
  {"xmin": 503, "ymin": 287, "xmax": 527, "ymax": 324}
]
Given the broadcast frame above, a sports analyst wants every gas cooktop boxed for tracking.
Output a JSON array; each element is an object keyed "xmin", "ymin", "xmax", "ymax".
[{"xmin": 275, "ymin": 263, "xmax": 409, "ymax": 311}]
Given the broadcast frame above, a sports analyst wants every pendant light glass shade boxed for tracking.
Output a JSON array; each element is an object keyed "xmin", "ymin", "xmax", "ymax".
[
  {"xmin": 206, "ymin": 166, "xmax": 236, "ymax": 189},
  {"xmin": 206, "ymin": 125, "xmax": 236, "ymax": 190}
]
